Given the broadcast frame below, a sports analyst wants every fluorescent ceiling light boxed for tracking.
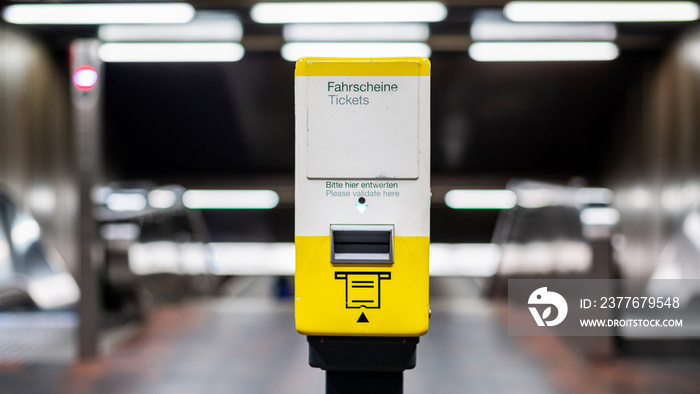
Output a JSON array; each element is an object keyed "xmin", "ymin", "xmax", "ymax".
[
  {"xmin": 129, "ymin": 242, "xmax": 209, "ymax": 275},
  {"xmin": 208, "ymin": 242, "xmax": 296, "ymax": 275},
  {"xmin": 284, "ymin": 23, "xmax": 429, "ymax": 42},
  {"xmin": 100, "ymin": 223, "xmax": 141, "ymax": 242},
  {"xmin": 3, "ymin": 3, "xmax": 195, "ymax": 25},
  {"xmin": 469, "ymin": 42, "xmax": 619, "ymax": 62},
  {"xmin": 251, "ymin": 1, "xmax": 447, "ymax": 23},
  {"xmin": 580, "ymin": 207, "xmax": 620, "ymax": 226},
  {"xmin": 444, "ymin": 190, "xmax": 517, "ymax": 209},
  {"xmin": 182, "ymin": 190, "xmax": 279, "ymax": 209},
  {"xmin": 148, "ymin": 189, "xmax": 179, "ymax": 209},
  {"xmin": 99, "ymin": 43, "xmax": 245, "ymax": 63},
  {"xmin": 99, "ymin": 14, "xmax": 243, "ymax": 42},
  {"xmin": 504, "ymin": 1, "xmax": 700, "ymax": 22},
  {"xmin": 471, "ymin": 19, "xmax": 616, "ymax": 41},
  {"xmin": 429, "ymin": 243, "xmax": 501, "ymax": 277},
  {"xmin": 516, "ymin": 188, "xmax": 560, "ymax": 208},
  {"xmin": 106, "ymin": 193, "xmax": 148, "ymax": 211},
  {"xmin": 281, "ymin": 42, "xmax": 431, "ymax": 61}
]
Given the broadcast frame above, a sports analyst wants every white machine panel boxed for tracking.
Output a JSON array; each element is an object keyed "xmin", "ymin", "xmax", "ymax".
[{"xmin": 306, "ymin": 76, "xmax": 420, "ymax": 179}]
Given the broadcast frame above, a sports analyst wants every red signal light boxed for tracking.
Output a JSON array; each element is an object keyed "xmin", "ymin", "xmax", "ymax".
[{"xmin": 72, "ymin": 65, "xmax": 98, "ymax": 91}]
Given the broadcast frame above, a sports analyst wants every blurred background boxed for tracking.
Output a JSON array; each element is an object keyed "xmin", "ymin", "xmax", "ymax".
[{"xmin": 3, "ymin": 0, "xmax": 700, "ymax": 392}]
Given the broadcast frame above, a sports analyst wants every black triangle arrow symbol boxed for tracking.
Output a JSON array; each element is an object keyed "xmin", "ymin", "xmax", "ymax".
[{"xmin": 357, "ymin": 312, "xmax": 369, "ymax": 323}]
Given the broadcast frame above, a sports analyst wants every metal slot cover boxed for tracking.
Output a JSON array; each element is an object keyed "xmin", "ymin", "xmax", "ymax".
[{"xmin": 331, "ymin": 225, "xmax": 394, "ymax": 264}]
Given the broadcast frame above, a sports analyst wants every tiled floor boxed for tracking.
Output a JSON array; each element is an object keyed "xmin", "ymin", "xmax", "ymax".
[{"xmin": 2, "ymin": 277, "xmax": 700, "ymax": 393}]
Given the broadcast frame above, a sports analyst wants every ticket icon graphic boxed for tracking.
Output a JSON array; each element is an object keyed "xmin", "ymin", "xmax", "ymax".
[{"xmin": 335, "ymin": 272, "xmax": 391, "ymax": 309}]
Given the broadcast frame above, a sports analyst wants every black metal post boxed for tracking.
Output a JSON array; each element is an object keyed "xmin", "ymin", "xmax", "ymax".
[{"xmin": 308, "ymin": 336, "xmax": 419, "ymax": 394}]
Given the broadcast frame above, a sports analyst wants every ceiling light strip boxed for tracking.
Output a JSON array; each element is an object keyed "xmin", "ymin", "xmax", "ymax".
[
  {"xmin": 468, "ymin": 42, "xmax": 619, "ymax": 62},
  {"xmin": 504, "ymin": 1, "xmax": 700, "ymax": 23},
  {"xmin": 444, "ymin": 190, "xmax": 518, "ymax": 209},
  {"xmin": 283, "ymin": 23, "xmax": 430, "ymax": 42},
  {"xmin": 471, "ymin": 20, "xmax": 617, "ymax": 42},
  {"xmin": 99, "ymin": 43, "xmax": 245, "ymax": 63},
  {"xmin": 281, "ymin": 42, "xmax": 431, "ymax": 61},
  {"xmin": 182, "ymin": 190, "xmax": 279, "ymax": 209},
  {"xmin": 3, "ymin": 3, "xmax": 195, "ymax": 25},
  {"xmin": 251, "ymin": 1, "xmax": 447, "ymax": 24}
]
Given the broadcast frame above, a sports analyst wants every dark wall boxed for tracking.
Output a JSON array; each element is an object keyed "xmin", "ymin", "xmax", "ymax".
[
  {"xmin": 609, "ymin": 25, "xmax": 700, "ymax": 278},
  {"xmin": 103, "ymin": 51, "xmax": 633, "ymax": 184},
  {"xmin": 0, "ymin": 23, "xmax": 79, "ymax": 270}
]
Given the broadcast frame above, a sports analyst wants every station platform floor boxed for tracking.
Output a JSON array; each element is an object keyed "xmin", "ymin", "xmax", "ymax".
[{"xmin": 2, "ymin": 277, "xmax": 700, "ymax": 393}]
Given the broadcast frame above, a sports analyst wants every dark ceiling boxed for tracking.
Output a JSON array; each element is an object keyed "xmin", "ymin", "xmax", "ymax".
[
  {"xmin": 91, "ymin": 2, "xmax": 689, "ymax": 186},
  {"xmin": 103, "ymin": 51, "xmax": 641, "ymax": 183}
]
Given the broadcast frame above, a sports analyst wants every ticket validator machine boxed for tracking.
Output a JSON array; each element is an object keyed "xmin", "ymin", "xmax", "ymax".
[{"xmin": 295, "ymin": 57, "xmax": 430, "ymax": 393}]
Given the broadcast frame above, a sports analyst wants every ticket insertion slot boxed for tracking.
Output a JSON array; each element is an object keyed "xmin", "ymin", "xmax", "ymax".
[{"xmin": 330, "ymin": 224, "xmax": 394, "ymax": 264}]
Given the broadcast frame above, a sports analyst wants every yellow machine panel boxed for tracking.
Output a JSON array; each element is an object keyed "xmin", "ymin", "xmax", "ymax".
[
  {"xmin": 295, "ymin": 57, "xmax": 430, "ymax": 337},
  {"xmin": 295, "ymin": 236, "xmax": 429, "ymax": 336}
]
